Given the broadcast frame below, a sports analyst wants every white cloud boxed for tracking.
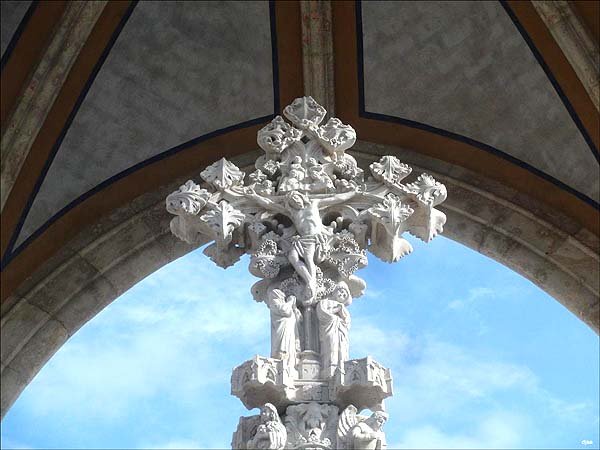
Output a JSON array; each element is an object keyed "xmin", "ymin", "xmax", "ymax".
[
  {"xmin": 350, "ymin": 318, "xmax": 411, "ymax": 360},
  {"xmin": 8, "ymin": 251, "xmax": 598, "ymax": 450},
  {"xmin": 345, "ymin": 317, "xmax": 595, "ymax": 448},
  {"xmin": 392, "ymin": 335, "xmax": 539, "ymax": 422},
  {"xmin": 447, "ymin": 287, "xmax": 495, "ymax": 310},
  {"xmin": 141, "ymin": 439, "xmax": 203, "ymax": 449},
  {"xmin": 393, "ymin": 411, "xmax": 527, "ymax": 449},
  {"xmin": 18, "ymin": 255, "xmax": 270, "ymax": 421}
]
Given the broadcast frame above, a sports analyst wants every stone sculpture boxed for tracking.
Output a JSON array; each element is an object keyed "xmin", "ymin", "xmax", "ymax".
[
  {"xmin": 338, "ymin": 405, "xmax": 388, "ymax": 450},
  {"xmin": 316, "ymin": 282, "xmax": 351, "ymax": 378},
  {"xmin": 247, "ymin": 403, "xmax": 287, "ymax": 450},
  {"xmin": 265, "ymin": 288, "xmax": 301, "ymax": 373},
  {"xmin": 165, "ymin": 97, "xmax": 448, "ymax": 449}
]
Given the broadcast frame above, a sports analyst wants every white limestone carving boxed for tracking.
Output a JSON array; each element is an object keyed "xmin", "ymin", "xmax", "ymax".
[
  {"xmin": 316, "ymin": 282, "xmax": 351, "ymax": 378},
  {"xmin": 233, "ymin": 415, "xmax": 262, "ymax": 450},
  {"xmin": 315, "ymin": 117, "xmax": 357, "ymax": 157},
  {"xmin": 369, "ymin": 155, "xmax": 411, "ymax": 186},
  {"xmin": 165, "ymin": 97, "xmax": 448, "ymax": 449},
  {"xmin": 258, "ymin": 116, "xmax": 303, "ymax": 158},
  {"xmin": 283, "ymin": 96, "xmax": 326, "ymax": 130},
  {"xmin": 265, "ymin": 289, "xmax": 301, "ymax": 374},
  {"xmin": 284, "ymin": 402, "xmax": 338, "ymax": 448},
  {"xmin": 337, "ymin": 405, "xmax": 388, "ymax": 450},
  {"xmin": 247, "ymin": 403, "xmax": 287, "ymax": 450},
  {"xmin": 332, "ymin": 357, "xmax": 393, "ymax": 412},
  {"xmin": 201, "ymin": 157, "xmax": 245, "ymax": 190}
]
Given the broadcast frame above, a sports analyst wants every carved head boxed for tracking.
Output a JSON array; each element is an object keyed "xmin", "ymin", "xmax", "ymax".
[
  {"xmin": 366, "ymin": 411, "xmax": 389, "ymax": 430},
  {"xmin": 260, "ymin": 403, "xmax": 281, "ymax": 424},
  {"xmin": 285, "ymin": 191, "xmax": 310, "ymax": 209},
  {"xmin": 333, "ymin": 281, "xmax": 351, "ymax": 305},
  {"xmin": 303, "ymin": 402, "xmax": 324, "ymax": 428}
]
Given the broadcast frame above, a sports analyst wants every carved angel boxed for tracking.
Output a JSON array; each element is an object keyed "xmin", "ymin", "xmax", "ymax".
[
  {"xmin": 247, "ymin": 403, "xmax": 287, "ymax": 450},
  {"xmin": 337, "ymin": 405, "xmax": 388, "ymax": 450},
  {"xmin": 307, "ymin": 157, "xmax": 335, "ymax": 192}
]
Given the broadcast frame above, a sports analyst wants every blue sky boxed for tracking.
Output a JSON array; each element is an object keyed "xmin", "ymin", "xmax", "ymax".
[{"xmin": 1, "ymin": 236, "xmax": 598, "ymax": 449}]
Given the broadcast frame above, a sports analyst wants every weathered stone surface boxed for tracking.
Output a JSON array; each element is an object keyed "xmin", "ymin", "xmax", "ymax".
[
  {"xmin": 7, "ymin": 319, "xmax": 68, "ymax": 385},
  {"xmin": 0, "ymin": 366, "xmax": 26, "ymax": 420},
  {"xmin": 54, "ymin": 275, "xmax": 117, "ymax": 336},
  {"xmin": 98, "ymin": 239, "xmax": 171, "ymax": 297},
  {"xmin": 79, "ymin": 216, "xmax": 157, "ymax": 274},
  {"xmin": 25, "ymin": 253, "xmax": 100, "ymax": 316},
  {"xmin": 1, "ymin": 300, "xmax": 49, "ymax": 367}
]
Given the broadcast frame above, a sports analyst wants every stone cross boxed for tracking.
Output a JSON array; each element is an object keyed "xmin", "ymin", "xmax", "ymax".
[{"xmin": 165, "ymin": 96, "xmax": 447, "ymax": 449}]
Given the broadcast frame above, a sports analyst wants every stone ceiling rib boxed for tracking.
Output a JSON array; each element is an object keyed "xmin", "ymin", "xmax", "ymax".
[
  {"xmin": 532, "ymin": 0, "xmax": 599, "ymax": 112},
  {"xmin": 300, "ymin": 1, "xmax": 335, "ymax": 116},
  {"xmin": 0, "ymin": 2, "xmax": 107, "ymax": 212}
]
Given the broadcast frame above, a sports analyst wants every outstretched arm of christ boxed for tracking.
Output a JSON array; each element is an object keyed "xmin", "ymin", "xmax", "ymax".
[
  {"xmin": 317, "ymin": 190, "xmax": 357, "ymax": 208},
  {"xmin": 245, "ymin": 189, "xmax": 288, "ymax": 215}
]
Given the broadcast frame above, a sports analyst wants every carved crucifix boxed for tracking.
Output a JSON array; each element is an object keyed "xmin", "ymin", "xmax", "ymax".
[{"xmin": 165, "ymin": 97, "xmax": 447, "ymax": 449}]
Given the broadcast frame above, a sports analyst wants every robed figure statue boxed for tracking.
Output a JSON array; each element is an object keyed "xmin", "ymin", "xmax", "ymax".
[
  {"xmin": 264, "ymin": 289, "xmax": 301, "ymax": 373},
  {"xmin": 316, "ymin": 282, "xmax": 352, "ymax": 377}
]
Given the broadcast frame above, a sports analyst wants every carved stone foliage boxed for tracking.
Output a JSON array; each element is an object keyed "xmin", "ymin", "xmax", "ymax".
[
  {"xmin": 165, "ymin": 97, "xmax": 448, "ymax": 449},
  {"xmin": 165, "ymin": 180, "xmax": 211, "ymax": 215},
  {"xmin": 201, "ymin": 157, "xmax": 245, "ymax": 190},
  {"xmin": 370, "ymin": 155, "xmax": 411, "ymax": 185},
  {"xmin": 258, "ymin": 116, "xmax": 303, "ymax": 158},
  {"xmin": 283, "ymin": 96, "xmax": 326, "ymax": 130}
]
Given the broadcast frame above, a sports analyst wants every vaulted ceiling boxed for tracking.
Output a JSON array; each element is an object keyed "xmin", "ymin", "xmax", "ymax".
[{"xmin": 1, "ymin": 0, "xmax": 598, "ymax": 300}]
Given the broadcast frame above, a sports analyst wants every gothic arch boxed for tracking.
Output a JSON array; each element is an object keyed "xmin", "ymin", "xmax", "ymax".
[
  {"xmin": 1, "ymin": 143, "xmax": 597, "ymax": 418},
  {"xmin": 2, "ymin": 0, "xmax": 598, "ymax": 420}
]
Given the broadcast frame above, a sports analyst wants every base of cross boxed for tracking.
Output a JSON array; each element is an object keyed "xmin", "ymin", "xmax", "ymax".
[{"xmin": 231, "ymin": 355, "xmax": 392, "ymax": 449}]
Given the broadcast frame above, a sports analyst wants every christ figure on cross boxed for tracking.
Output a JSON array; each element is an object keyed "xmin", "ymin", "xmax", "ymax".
[{"xmin": 246, "ymin": 188, "xmax": 357, "ymax": 298}]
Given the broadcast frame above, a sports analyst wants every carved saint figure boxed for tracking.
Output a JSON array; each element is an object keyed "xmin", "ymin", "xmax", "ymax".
[
  {"xmin": 247, "ymin": 403, "xmax": 287, "ymax": 450},
  {"xmin": 348, "ymin": 411, "xmax": 388, "ymax": 450},
  {"xmin": 316, "ymin": 282, "xmax": 351, "ymax": 377},
  {"xmin": 246, "ymin": 188, "xmax": 356, "ymax": 298},
  {"xmin": 264, "ymin": 289, "xmax": 301, "ymax": 372}
]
